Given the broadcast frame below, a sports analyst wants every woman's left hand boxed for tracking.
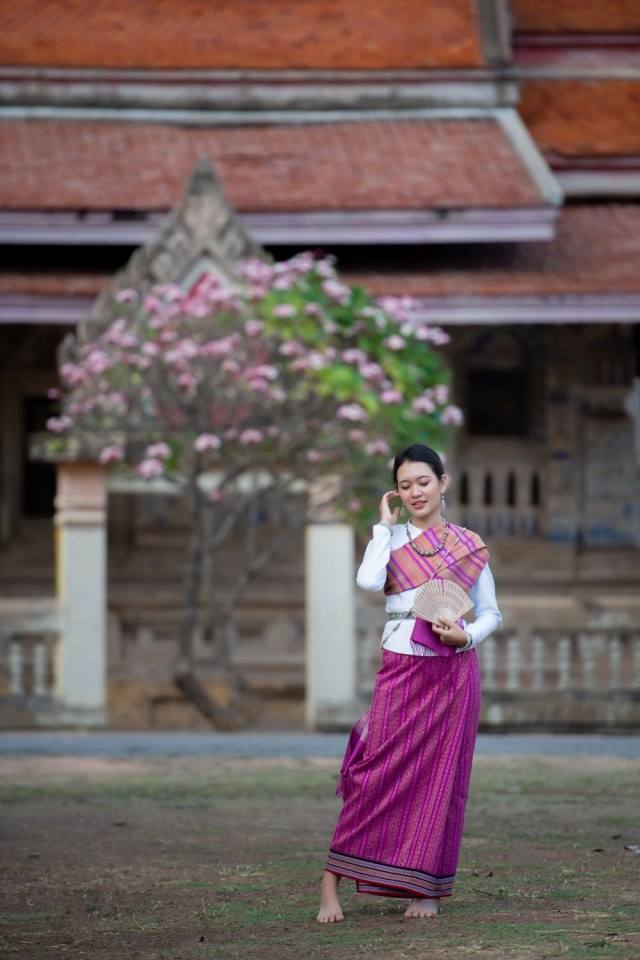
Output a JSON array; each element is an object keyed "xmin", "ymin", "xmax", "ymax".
[{"xmin": 432, "ymin": 617, "xmax": 468, "ymax": 647}]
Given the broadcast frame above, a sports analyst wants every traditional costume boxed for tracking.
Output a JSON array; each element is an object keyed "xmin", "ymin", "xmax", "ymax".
[{"xmin": 324, "ymin": 519, "xmax": 502, "ymax": 900}]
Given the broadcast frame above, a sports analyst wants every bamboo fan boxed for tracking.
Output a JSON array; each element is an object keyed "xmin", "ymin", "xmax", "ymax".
[{"xmin": 411, "ymin": 579, "xmax": 473, "ymax": 623}]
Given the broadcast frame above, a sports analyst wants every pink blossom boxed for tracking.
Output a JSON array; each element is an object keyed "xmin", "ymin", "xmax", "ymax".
[
  {"xmin": 116, "ymin": 288, "xmax": 138, "ymax": 303},
  {"xmin": 142, "ymin": 341, "xmax": 160, "ymax": 357},
  {"xmin": 306, "ymin": 449, "xmax": 324, "ymax": 462},
  {"xmin": 322, "ymin": 279, "xmax": 350, "ymax": 305},
  {"xmin": 101, "ymin": 392, "xmax": 126, "ymax": 411},
  {"xmin": 337, "ymin": 403, "xmax": 368, "ymax": 422},
  {"xmin": 177, "ymin": 372, "xmax": 197, "ymax": 390},
  {"xmin": 366, "ymin": 439, "xmax": 391, "ymax": 456},
  {"xmin": 47, "ymin": 387, "xmax": 59, "ymax": 399},
  {"xmin": 342, "ymin": 348, "xmax": 367, "ymax": 365},
  {"xmin": 434, "ymin": 383, "xmax": 449, "ymax": 404},
  {"xmin": 273, "ymin": 303, "xmax": 296, "ymax": 319},
  {"xmin": 380, "ymin": 389, "xmax": 403, "ymax": 404},
  {"xmin": 347, "ymin": 429, "xmax": 366, "ymax": 442},
  {"xmin": 239, "ymin": 429, "xmax": 264, "ymax": 445},
  {"xmin": 200, "ymin": 338, "xmax": 234, "ymax": 357},
  {"xmin": 184, "ymin": 300, "xmax": 210, "ymax": 319},
  {"xmin": 99, "ymin": 445, "xmax": 125, "ymax": 465},
  {"xmin": 207, "ymin": 488, "xmax": 225, "ymax": 502},
  {"xmin": 144, "ymin": 295, "xmax": 162, "ymax": 312},
  {"xmin": 290, "ymin": 357, "xmax": 309, "ymax": 372},
  {"xmin": 168, "ymin": 338, "xmax": 199, "ymax": 363},
  {"xmin": 146, "ymin": 442, "xmax": 171, "ymax": 459},
  {"xmin": 266, "ymin": 425, "xmax": 279, "ymax": 436},
  {"xmin": 273, "ymin": 274, "xmax": 294, "ymax": 291},
  {"xmin": 46, "ymin": 415, "xmax": 73, "ymax": 433},
  {"xmin": 156, "ymin": 282, "xmax": 185, "ymax": 302},
  {"xmin": 252, "ymin": 364, "xmax": 278, "ymax": 381},
  {"xmin": 248, "ymin": 378, "xmax": 269, "ymax": 392},
  {"xmin": 304, "ymin": 303, "xmax": 322, "ymax": 317},
  {"xmin": 222, "ymin": 358, "xmax": 240, "ymax": 374},
  {"xmin": 384, "ymin": 335, "xmax": 406, "ymax": 351},
  {"xmin": 85, "ymin": 349, "xmax": 112, "ymax": 374},
  {"xmin": 360, "ymin": 361, "xmax": 384, "ymax": 381},
  {"xmin": 348, "ymin": 498, "xmax": 362, "ymax": 512},
  {"xmin": 430, "ymin": 327, "xmax": 451, "ymax": 346},
  {"xmin": 307, "ymin": 351, "xmax": 328, "ymax": 370},
  {"xmin": 414, "ymin": 326, "xmax": 433, "ymax": 341},
  {"xmin": 377, "ymin": 295, "xmax": 414, "ymax": 324},
  {"xmin": 244, "ymin": 320, "xmax": 264, "ymax": 337},
  {"xmin": 160, "ymin": 329, "xmax": 178, "ymax": 343},
  {"xmin": 269, "ymin": 386, "xmax": 286, "ymax": 402},
  {"xmin": 413, "ymin": 395, "xmax": 435, "ymax": 414},
  {"xmin": 440, "ymin": 404, "xmax": 464, "ymax": 426},
  {"xmin": 240, "ymin": 259, "xmax": 274, "ymax": 284},
  {"xmin": 279, "ymin": 340, "xmax": 304, "ymax": 357},
  {"xmin": 289, "ymin": 252, "xmax": 315, "ymax": 273},
  {"xmin": 194, "ymin": 433, "xmax": 221, "ymax": 453},
  {"xmin": 224, "ymin": 427, "xmax": 238, "ymax": 440},
  {"xmin": 136, "ymin": 458, "xmax": 164, "ymax": 479},
  {"xmin": 315, "ymin": 258, "xmax": 336, "ymax": 279}
]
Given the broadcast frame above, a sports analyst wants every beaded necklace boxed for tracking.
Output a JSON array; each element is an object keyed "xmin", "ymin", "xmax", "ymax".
[{"xmin": 405, "ymin": 518, "xmax": 449, "ymax": 557}]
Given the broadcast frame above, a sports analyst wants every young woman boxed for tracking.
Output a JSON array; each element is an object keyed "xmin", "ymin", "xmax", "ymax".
[{"xmin": 317, "ymin": 443, "xmax": 502, "ymax": 922}]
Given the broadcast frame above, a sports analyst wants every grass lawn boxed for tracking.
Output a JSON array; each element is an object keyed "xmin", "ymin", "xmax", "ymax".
[{"xmin": 0, "ymin": 752, "xmax": 639, "ymax": 959}]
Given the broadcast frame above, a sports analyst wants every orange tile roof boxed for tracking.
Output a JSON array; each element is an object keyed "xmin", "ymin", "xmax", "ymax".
[
  {"xmin": 519, "ymin": 80, "xmax": 640, "ymax": 158},
  {"xmin": 2, "ymin": 206, "xmax": 639, "ymax": 300},
  {"xmin": 344, "ymin": 205, "xmax": 640, "ymax": 296},
  {"xmin": 510, "ymin": 0, "xmax": 640, "ymax": 33},
  {"xmin": 0, "ymin": 118, "xmax": 547, "ymax": 212},
  {"xmin": 0, "ymin": 0, "xmax": 484, "ymax": 70}
]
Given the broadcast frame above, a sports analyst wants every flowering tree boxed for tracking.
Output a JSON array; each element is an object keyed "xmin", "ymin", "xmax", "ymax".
[{"xmin": 47, "ymin": 252, "xmax": 461, "ymax": 721}]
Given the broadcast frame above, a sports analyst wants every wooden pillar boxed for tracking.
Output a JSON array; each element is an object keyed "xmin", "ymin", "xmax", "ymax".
[
  {"xmin": 305, "ymin": 475, "xmax": 356, "ymax": 730},
  {"xmin": 54, "ymin": 462, "xmax": 107, "ymax": 724}
]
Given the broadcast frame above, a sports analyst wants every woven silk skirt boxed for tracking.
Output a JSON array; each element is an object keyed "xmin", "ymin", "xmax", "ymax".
[{"xmin": 325, "ymin": 646, "xmax": 481, "ymax": 899}]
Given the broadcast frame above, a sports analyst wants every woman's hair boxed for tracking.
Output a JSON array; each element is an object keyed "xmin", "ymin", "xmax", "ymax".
[{"xmin": 392, "ymin": 444, "xmax": 444, "ymax": 485}]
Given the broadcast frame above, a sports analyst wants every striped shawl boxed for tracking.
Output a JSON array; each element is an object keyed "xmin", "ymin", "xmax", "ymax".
[{"xmin": 384, "ymin": 521, "xmax": 488, "ymax": 596}]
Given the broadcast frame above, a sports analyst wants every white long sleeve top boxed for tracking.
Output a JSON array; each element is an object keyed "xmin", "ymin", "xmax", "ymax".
[{"xmin": 356, "ymin": 521, "xmax": 503, "ymax": 656}]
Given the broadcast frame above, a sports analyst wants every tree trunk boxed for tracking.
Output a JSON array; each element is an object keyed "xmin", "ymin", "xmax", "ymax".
[
  {"xmin": 179, "ymin": 465, "xmax": 203, "ymax": 666},
  {"xmin": 173, "ymin": 664, "xmax": 262, "ymax": 730},
  {"xmin": 176, "ymin": 465, "xmax": 261, "ymax": 729}
]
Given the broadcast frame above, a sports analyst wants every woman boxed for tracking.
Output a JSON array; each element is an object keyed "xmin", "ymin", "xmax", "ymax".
[{"xmin": 317, "ymin": 443, "xmax": 502, "ymax": 922}]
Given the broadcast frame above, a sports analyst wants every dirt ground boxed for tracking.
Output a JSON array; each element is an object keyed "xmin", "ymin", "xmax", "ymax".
[{"xmin": 1, "ymin": 753, "xmax": 639, "ymax": 960}]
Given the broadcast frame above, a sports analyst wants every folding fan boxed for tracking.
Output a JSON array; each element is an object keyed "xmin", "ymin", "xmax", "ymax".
[{"xmin": 411, "ymin": 579, "xmax": 473, "ymax": 623}]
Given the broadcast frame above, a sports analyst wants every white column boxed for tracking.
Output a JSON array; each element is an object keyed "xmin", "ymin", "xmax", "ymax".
[
  {"xmin": 54, "ymin": 462, "xmax": 107, "ymax": 724},
  {"xmin": 305, "ymin": 476, "xmax": 356, "ymax": 730},
  {"xmin": 305, "ymin": 523, "xmax": 356, "ymax": 730}
]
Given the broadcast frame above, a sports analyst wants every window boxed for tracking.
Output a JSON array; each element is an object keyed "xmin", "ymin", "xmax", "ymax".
[{"xmin": 466, "ymin": 369, "xmax": 528, "ymax": 437}]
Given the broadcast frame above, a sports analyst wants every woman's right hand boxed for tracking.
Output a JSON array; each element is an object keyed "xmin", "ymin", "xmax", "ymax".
[{"xmin": 379, "ymin": 489, "xmax": 401, "ymax": 526}]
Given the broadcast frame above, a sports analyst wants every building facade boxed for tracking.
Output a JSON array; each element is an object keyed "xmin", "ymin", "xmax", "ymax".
[{"xmin": 0, "ymin": 0, "xmax": 639, "ymax": 728}]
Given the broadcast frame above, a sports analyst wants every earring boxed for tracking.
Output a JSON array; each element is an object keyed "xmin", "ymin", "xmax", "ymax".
[{"xmin": 440, "ymin": 493, "xmax": 447, "ymax": 516}]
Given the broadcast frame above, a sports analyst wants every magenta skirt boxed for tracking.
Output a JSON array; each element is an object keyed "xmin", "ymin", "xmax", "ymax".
[{"xmin": 325, "ymin": 647, "xmax": 481, "ymax": 899}]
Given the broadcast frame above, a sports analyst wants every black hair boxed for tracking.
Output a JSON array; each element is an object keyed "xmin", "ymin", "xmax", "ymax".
[{"xmin": 392, "ymin": 444, "xmax": 444, "ymax": 486}]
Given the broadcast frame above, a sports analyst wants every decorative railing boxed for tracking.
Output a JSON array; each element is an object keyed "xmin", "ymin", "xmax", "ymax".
[
  {"xmin": 0, "ymin": 599, "xmax": 59, "ymax": 702},
  {"xmin": 449, "ymin": 462, "xmax": 544, "ymax": 537}
]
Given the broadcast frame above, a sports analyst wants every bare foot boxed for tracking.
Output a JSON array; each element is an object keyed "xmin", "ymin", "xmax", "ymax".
[
  {"xmin": 317, "ymin": 870, "xmax": 344, "ymax": 923},
  {"xmin": 403, "ymin": 897, "xmax": 442, "ymax": 919}
]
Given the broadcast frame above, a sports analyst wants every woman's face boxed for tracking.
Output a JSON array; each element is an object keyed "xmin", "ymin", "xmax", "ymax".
[{"xmin": 395, "ymin": 460, "xmax": 446, "ymax": 520}]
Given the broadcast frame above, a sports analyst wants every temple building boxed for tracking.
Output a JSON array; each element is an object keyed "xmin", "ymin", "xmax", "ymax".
[{"xmin": 0, "ymin": 0, "xmax": 639, "ymax": 729}]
